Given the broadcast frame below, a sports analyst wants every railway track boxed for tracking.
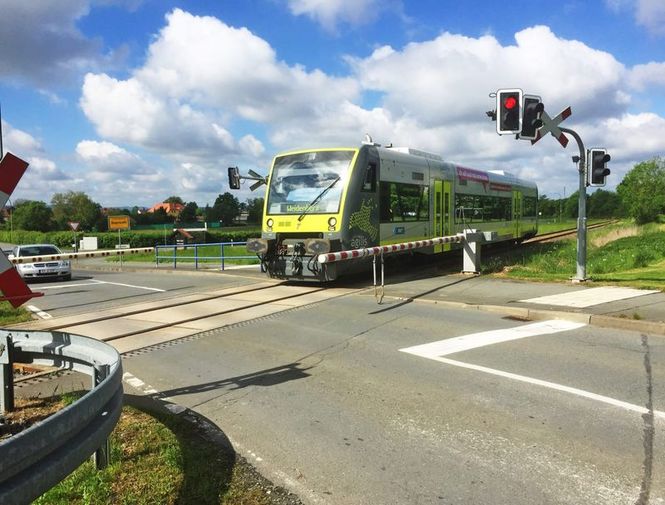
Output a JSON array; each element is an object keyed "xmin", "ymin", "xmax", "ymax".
[
  {"xmin": 524, "ymin": 220, "xmax": 615, "ymax": 244},
  {"xmin": 10, "ymin": 221, "xmax": 615, "ymax": 377},
  {"xmin": 10, "ymin": 280, "xmax": 366, "ymax": 357}
]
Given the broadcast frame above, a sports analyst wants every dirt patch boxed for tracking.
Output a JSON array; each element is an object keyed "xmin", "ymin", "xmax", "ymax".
[
  {"xmin": 592, "ymin": 225, "xmax": 640, "ymax": 247},
  {"xmin": 0, "ymin": 396, "xmax": 64, "ymax": 441}
]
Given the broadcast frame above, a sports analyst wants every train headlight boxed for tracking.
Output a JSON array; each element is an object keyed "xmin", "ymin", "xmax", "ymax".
[
  {"xmin": 247, "ymin": 238, "xmax": 272, "ymax": 254},
  {"xmin": 266, "ymin": 218, "xmax": 274, "ymax": 231},
  {"xmin": 305, "ymin": 239, "xmax": 331, "ymax": 254},
  {"xmin": 328, "ymin": 217, "xmax": 337, "ymax": 231}
]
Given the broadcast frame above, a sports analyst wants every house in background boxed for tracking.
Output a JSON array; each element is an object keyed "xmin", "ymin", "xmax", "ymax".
[{"xmin": 147, "ymin": 202, "xmax": 184, "ymax": 216}]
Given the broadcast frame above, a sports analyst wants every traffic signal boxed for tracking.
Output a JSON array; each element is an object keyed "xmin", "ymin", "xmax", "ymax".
[
  {"xmin": 588, "ymin": 149, "xmax": 611, "ymax": 186},
  {"xmin": 520, "ymin": 95, "xmax": 544, "ymax": 140},
  {"xmin": 496, "ymin": 89, "xmax": 522, "ymax": 135},
  {"xmin": 228, "ymin": 166, "xmax": 241, "ymax": 189}
]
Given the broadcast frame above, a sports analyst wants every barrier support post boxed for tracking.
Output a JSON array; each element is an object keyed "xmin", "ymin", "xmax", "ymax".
[
  {"xmin": 0, "ymin": 334, "xmax": 14, "ymax": 413},
  {"xmin": 93, "ymin": 364, "xmax": 111, "ymax": 470},
  {"xmin": 462, "ymin": 230, "xmax": 483, "ymax": 275}
]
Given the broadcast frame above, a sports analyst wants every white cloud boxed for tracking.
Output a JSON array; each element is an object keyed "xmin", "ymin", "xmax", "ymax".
[
  {"xmin": 0, "ymin": 0, "xmax": 102, "ymax": 86},
  {"xmin": 76, "ymin": 12, "xmax": 665, "ymax": 202},
  {"xmin": 25, "ymin": 157, "xmax": 71, "ymax": 182},
  {"xmin": 2, "ymin": 121, "xmax": 43, "ymax": 155},
  {"xmin": 628, "ymin": 61, "xmax": 665, "ymax": 91},
  {"xmin": 635, "ymin": 0, "xmax": 665, "ymax": 36},
  {"xmin": 606, "ymin": 0, "xmax": 665, "ymax": 36},
  {"xmin": 350, "ymin": 26, "xmax": 627, "ymax": 128},
  {"xmin": 286, "ymin": 0, "xmax": 385, "ymax": 31},
  {"xmin": 75, "ymin": 140, "xmax": 153, "ymax": 175},
  {"xmin": 80, "ymin": 8, "xmax": 362, "ymax": 163}
]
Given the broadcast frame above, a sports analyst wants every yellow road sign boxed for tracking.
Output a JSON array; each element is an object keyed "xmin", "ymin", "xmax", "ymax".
[{"xmin": 108, "ymin": 215, "xmax": 130, "ymax": 230}]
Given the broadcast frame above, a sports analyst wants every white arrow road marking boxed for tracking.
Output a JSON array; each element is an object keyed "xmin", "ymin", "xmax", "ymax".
[
  {"xmin": 400, "ymin": 320, "xmax": 584, "ymax": 357},
  {"xmin": 400, "ymin": 320, "xmax": 665, "ymax": 420}
]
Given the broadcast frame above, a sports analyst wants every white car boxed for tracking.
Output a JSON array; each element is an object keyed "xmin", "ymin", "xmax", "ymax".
[{"xmin": 9, "ymin": 244, "xmax": 71, "ymax": 281}]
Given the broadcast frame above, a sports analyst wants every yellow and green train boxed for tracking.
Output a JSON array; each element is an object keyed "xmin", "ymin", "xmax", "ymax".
[{"xmin": 241, "ymin": 140, "xmax": 538, "ymax": 281}]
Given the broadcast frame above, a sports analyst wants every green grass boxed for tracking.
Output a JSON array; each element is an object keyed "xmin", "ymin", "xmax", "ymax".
[
  {"xmin": 484, "ymin": 221, "xmax": 665, "ymax": 290},
  {"xmin": 108, "ymin": 244, "xmax": 260, "ymax": 266},
  {"xmin": 0, "ymin": 301, "xmax": 34, "ymax": 325},
  {"xmin": 534, "ymin": 219, "xmax": 578, "ymax": 234},
  {"xmin": 33, "ymin": 399, "xmax": 282, "ymax": 505}
]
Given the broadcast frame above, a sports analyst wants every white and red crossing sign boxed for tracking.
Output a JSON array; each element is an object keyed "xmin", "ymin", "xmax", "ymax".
[
  {"xmin": 0, "ymin": 152, "xmax": 42, "ymax": 308},
  {"xmin": 531, "ymin": 106, "xmax": 572, "ymax": 148}
]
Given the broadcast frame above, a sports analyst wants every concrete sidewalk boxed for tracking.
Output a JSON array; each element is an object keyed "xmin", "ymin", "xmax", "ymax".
[{"xmin": 375, "ymin": 274, "xmax": 665, "ymax": 336}]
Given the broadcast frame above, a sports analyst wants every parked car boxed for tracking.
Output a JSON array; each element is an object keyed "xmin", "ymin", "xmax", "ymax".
[{"xmin": 9, "ymin": 244, "xmax": 71, "ymax": 281}]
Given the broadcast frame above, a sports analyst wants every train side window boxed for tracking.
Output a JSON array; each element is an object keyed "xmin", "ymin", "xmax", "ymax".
[{"xmin": 361, "ymin": 163, "xmax": 377, "ymax": 192}]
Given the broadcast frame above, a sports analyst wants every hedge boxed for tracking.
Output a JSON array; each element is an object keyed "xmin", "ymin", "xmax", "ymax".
[{"xmin": 0, "ymin": 228, "xmax": 261, "ymax": 250}]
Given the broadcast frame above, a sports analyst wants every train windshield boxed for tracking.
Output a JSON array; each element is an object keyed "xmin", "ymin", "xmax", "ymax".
[{"xmin": 266, "ymin": 150, "xmax": 355, "ymax": 215}]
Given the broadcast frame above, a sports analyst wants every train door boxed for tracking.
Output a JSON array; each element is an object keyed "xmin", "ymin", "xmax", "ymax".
[
  {"xmin": 512, "ymin": 190, "xmax": 522, "ymax": 238},
  {"xmin": 433, "ymin": 181, "xmax": 452, "ymax": 252}
]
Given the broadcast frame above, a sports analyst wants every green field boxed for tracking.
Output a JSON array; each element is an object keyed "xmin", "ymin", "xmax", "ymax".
[
  {"xmin": 108, "ymin": 244, "xmax": 260, "ymax": 266},
  {"xmin": 485, "ymin": 221, "xmax": 665, "ymax": 290}
]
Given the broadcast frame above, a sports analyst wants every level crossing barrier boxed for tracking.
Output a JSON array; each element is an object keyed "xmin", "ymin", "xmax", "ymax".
[
  {"xmin": 8, "ymin": 246, "xmax": 155, "ymax": 266},
  {"xmin": 318, "ymin": 230, "xmax": 495, "ymax": 303},
  {"xmin": 0, "ymin": 330, "xmax": 123, "ymax": 504}
]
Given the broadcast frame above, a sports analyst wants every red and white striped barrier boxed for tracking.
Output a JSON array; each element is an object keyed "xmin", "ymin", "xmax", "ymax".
[
  {"xmin": 317, "ymin": 234, "xmax": 464, "ymax": 264},
  {"xmin": 9, "ymin": 247, "xmax": 156, "ymax": 266},
  {"xmin": 0, "ymin": 153, "xmax": 40, "ymax": 307}
]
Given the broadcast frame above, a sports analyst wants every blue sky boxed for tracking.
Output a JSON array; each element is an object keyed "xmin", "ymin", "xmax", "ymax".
[{"xmin": 1, "ymin": 0, "xmax": 664, "ymax": 207}]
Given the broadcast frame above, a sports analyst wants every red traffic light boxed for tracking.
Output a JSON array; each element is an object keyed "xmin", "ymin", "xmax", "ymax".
[{"xmin": 504, "ymin": 96, "xmax": 517, "ymax": 109}]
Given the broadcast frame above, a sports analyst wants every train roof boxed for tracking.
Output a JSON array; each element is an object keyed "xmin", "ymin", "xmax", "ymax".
[{"xmin": 376, "ymin": 144, "xmax": 537, "ymax": 190}]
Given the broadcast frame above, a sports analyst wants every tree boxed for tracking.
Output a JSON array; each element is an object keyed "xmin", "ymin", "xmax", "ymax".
[
  {"xmin": 246, "ymin": 197, "xmax": 264, "ymax": 224},
  {"xmin": 587, "ymin": 190, "xmax": 625, "ymax": 218},
  {"xmin": 617, "ymin": 158, "xmax": 665, "ymax": 224},
  {"xmin": 51, "ymin": 191, "xmax": 102, "ymax": 231},
  {"xmin": 164, "ymin": 196, "xmax": 184, "ymax": 205},
  {"xmin": 179, "ymin": 202, "xmax": 198, "ymax": 222},
  {"xmin": 208, "ymin": 193, "xmax": 240, "ymax": 226},
  {"xmin": 11, "ymin": 200, "xmax": 54, "ymax": 232}
]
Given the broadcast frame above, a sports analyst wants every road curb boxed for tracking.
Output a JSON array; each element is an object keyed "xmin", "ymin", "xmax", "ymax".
[{"xmin": 387, "ymin": 296, "xmax": 665, "ymax": 336}]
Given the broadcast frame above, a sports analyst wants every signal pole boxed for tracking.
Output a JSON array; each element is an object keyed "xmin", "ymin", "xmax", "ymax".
[
  {"xmin": 560, "ymin": 126, "xmax": 587, "ymax": 282},
  {"xmin": 490, "ymin": 88, "xmax": 608, "ymax": 283}
]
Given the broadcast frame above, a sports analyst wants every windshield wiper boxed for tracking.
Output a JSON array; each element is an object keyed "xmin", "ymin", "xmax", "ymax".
[{"xmin": 297, "ymin": 176, "xmax": 341, "ymax": 222}]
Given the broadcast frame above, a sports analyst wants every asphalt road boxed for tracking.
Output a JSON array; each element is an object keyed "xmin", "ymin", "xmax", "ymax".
[
  {"xmin": 119, "ymin": 287, "xmax": 664, "ymax": 505},
  {"xmin": 18, "ymin": 267, "xmax": 665, "ymax": 504},
  {"xmin": 21, "ymin": 267, "xmax": 261, "ymax": 318}
]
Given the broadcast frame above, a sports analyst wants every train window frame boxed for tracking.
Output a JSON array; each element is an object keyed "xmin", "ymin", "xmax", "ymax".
[
  {"xmin": 379, "ymin": 181, "xmax": 429, "ymax": 223},
  {"xmin": 454, "ymin": 193, "xmax": 512, "ymax": 223},
  {"xmin": 361, "ymin": 163, "xmax": 377, "ymax": 192}
]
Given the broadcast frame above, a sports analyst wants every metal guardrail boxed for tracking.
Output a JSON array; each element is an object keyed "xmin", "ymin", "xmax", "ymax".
[
  {"xmin": 155, "ymin": 241, "xmax": 258, "ymax": 270},
  {"xmin": 0, "ymin": 329, "xmax": 123, "ymax": 504}
]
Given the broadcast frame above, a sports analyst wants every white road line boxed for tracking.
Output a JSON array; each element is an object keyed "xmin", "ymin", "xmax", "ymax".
[
  {"xmin": 400, "ymin": 320, "xmax": 585, "ymax": 358},
  {"xmin": 400, "ymin": 320, "xmax": 665, "ymax": 420},
  {"xmin": 91, "ymin": 280, "xmax": 166, "ymax": 292},
  {"xmin": 431, "ymin": 356, "xmax": 665, "ymax": 420},
  {"xmin": 520, "ymin": 286, "xmax": 660, "ymax": 308},
  {"xmin": 123, "ymin": 372, "xmax": 175, "ymax": 403},
  {"xmin": 26, "ymin": 305, "xmax": 52, "ymax": 319},
  {"xmin": 36, "ymin": 282, "xmax": 100, "ymax": 290}
]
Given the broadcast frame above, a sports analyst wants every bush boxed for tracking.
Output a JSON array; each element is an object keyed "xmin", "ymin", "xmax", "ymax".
[{"xmin": 0, "ymin": 227, "xmax": 262, "ymax": 250}]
